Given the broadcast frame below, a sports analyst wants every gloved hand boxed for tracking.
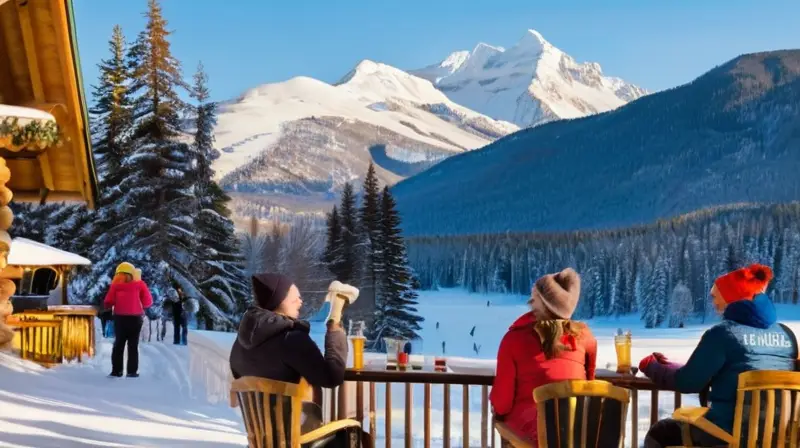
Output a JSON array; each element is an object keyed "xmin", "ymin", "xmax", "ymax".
[
  {"xmin": 638, "ymin": 352, "xmax": 670, "ymax": 372},
  {"xmin": 325, "ymin": 281, "xmax": 359, "ymax": 325}
]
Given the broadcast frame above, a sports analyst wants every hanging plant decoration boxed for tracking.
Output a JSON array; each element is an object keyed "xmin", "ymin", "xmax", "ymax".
[{"xmin": 0, "ymin": 105, "xmax": 62, "ymax": 152}]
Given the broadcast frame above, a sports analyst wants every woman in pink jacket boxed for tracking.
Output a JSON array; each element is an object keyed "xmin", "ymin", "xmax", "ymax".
[{"xmin": 103, "ymin": 262, "xmax": 153, "ymax": 378}]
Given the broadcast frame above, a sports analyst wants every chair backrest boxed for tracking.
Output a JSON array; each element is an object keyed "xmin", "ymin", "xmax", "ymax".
[
  {"xmin": 731, "ymin": 370, "xmax": 800, "ymax": 448},
  {"xmin": 533, "ymin": 380, "xmax": 630, "ymax": 448},
  {"xmin": 230, "ymin": 376, "xmax": 308, "ymax": 448}
]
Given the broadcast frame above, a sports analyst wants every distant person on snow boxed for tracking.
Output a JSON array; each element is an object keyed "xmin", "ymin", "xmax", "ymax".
[
  {"xmin": 490, "ymin": 268, "xmax": 597, "ymax": 446},
  {"xmin": 639, "ymin": 264, "xmax": 798, "ymax": 448},
  {"xmin": 103, "ymin": 262, "xmax": 153, "ymax": 378},
  {"xmin": 168, "ymin": 286, "xmax": 195, "ymax": 345}
]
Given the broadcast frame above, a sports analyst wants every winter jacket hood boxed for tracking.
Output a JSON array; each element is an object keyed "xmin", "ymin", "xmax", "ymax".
[
  {"xmin": 236, "ymin": 307, "xmax": 310, "ymax": 350},
  {"xmin": 723, "ymin": 293, "xmax": 777, "ymax": 329}
]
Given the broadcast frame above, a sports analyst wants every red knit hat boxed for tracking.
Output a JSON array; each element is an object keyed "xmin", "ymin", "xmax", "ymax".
[{"xmin": 714, "ymin": 264, "xmax": 774, "ymax": 303}]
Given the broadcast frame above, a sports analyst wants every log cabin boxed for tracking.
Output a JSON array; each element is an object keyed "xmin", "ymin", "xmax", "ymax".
[{"xmin": 0, "ymin": 0, "xmax": 98, "ymax": 350}]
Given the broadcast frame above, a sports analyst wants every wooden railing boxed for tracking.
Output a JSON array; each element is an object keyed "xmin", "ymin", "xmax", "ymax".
[
  {"xmin": 314, "ymin": 366, "xmax": 697, "ymax": 448},
  {"xmin": 10, "ymin": 306, "xmax": 96, "ymax": 364},
  {"xmin": 15, "ymin": 320, "xmax": 62, "ymax": 364}
]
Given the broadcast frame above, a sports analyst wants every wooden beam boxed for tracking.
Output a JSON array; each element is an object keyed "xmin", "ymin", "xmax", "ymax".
[
  {"xmin": 50, "ymin": 0, "xmax": 91, "ymax": 207},
  {"xmin": 36, "ymin": 150, "xmax": 54, "ymax": 190},
  {"xmin": 14, "ymin": 0, "xmax": 45, "ymax": 102}
]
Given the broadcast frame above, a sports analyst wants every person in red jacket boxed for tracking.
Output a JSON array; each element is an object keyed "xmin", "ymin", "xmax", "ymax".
[
  {"xmin": 103, "ymin": 262, "xmax": 153, "ymax": 378},
  {"xmin": 490, "ymin": 268, "xmax": 597, "ymax": 445}
]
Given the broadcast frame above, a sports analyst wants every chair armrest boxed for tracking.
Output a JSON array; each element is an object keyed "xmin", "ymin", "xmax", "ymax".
[
  {"xmin": 494, "ymin": 421, "xmax": 533, "ymax": 448},
  {"xmin": 299, "ymin": 418, "xmax": 361, "ymax": 444},
  {"xmin": 671, "ymin": 407, "xmax": 735, "ymax": 443}
]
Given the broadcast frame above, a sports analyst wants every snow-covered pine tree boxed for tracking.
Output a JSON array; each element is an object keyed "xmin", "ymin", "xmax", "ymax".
[
  {"xmin": 334, "ymin": 182, "xmax": 360, "ymax": 283},
  {"xmin": 189, "ymin": 62, "xmax": 248, "ymax": 330},
  {"xmin": 358, "ymin": 162, "xmax": 382, "ymax": 313},
  {"xmin": 87, "ymin": 0, "xmax": 198, "ymax": 308},
  {"xmin": 240, "ymin": 216, "xmax": 265, "ymax": 306},
  {"xmin": 71, "ymin": 24, "xmax": 137, "ymax": 304},
  {"xmin": 371, "ymin": 186, "xmax": 423, "ymax": 342},
  {"xmin": 669, "ymin": 282, "xmax": 693, "ymax": 327}
]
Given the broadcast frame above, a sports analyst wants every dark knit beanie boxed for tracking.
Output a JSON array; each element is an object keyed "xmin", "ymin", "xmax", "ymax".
[
  {"xmin": 534, "ymin": 268, "xmax": 581, "ymax": 320},
  {"xmin": 252, "ymin": 273, "xmax": 293, "ymax": 311}
]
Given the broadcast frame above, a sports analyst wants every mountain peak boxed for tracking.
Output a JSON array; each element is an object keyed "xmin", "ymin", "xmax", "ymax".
[
  {"xmin": 412, "ymin": 28, "xmax": 648, "ymax": 127},
  {"xmin": 336, "ymin": 59, "xmax": 406, "ymax": 86},
  {"xmin": 517, "ymin": 29, "xmax": 550, "ymax": 51}
]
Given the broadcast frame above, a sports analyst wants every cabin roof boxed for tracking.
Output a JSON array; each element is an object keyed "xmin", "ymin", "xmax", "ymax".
[
  {"xmin": 0, "ymin": 0, "xmax": 98, "ymax": 208},
  {"xmin": 8, "ymin": 237, "xmax": 91, "ymax": 266}
]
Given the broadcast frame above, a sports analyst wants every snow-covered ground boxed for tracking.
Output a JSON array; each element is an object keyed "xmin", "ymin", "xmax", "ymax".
[
  {"xmin": 0, "ymin": 331, "xmax": 246, "ymax": 447},
  {"xmin": 2, "ymin": 289, "xmax": 799, "ymax": 447}
]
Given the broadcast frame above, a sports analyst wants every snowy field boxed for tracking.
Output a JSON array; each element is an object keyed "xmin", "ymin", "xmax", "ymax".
[{"xmin": 2, "ymin": 289, "xmax": 800, "ymax": 447}]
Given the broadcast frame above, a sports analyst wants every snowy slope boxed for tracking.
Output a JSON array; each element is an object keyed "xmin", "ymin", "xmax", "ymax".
[
  {"xmin": 412, "ymin": 29, "xmax": 648, "ymax": 128},
  {"xmin": 211, "ymin": 63, "xmax": 517, "ymax": 218},
  {"xmin": 0, "ymin": 332, "xmax": 246, "ymax": 447}
]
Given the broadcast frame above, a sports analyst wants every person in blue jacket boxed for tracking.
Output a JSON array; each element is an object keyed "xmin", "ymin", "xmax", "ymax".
[{"xmin": 639, "ymin": 264, "xmax": 798, "ymax": 448}]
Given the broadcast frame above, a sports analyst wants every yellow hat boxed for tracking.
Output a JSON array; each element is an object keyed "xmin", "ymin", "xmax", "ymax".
[{"xmin": 115, "ymin": 262, "xmax": 136, "ymax": 277}]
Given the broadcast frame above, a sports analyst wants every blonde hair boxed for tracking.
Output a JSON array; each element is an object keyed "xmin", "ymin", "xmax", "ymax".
[
  {"xmin": 112, "ymin": 273, "xmax": 132, "ymax": 284},
  {"xmin": 533, "ymin": 320, "xmax": 586, "ymax": 359}
]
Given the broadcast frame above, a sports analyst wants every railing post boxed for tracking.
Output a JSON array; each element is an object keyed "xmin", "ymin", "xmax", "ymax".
[
  {"xmin": 650, "ymin": 389, "xmax": 659, "ymax": 428},
  {"xmin": 337, "ymin": 382, "xmax": 348, "ymax": 420},
  {"xmin": 631, "ymin": 389, "xmax": 639, "ymax": 447},
  {"xmin": 405, "ymin": 383, "xmax": 412, "ymax": 448},
  {"xmin": 385, "ymin": 383, "xmax": 392, "ymax": 448},
  {"xmin": 424, "ymin": 383, "xmax": 431, "ymax": 448},
  {"xmin": 443, "ymin": 384, "xmax": 451, "ymax": 448},
  {"xmin": 463, "ymin": 385, "xmax": 470, "ymax": 448},
  {"xmin": 481, "ymin": 385, "xmax": 489, "ymax": 448},
  {"xmin": 369, "ymin": 382, "xmax": 376, "ymax": 448}
]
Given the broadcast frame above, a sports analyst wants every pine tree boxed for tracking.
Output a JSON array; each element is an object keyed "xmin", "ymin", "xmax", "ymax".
[
  {"xmin": 322, "ymin": 205, "xmax": 342, "ymax": 274},
  {"xmin": 335, "ymin": 182, "xmax": 360, "ymax": 283},
  {"xmin": 190, "ymin": 62, "xmax": 248, "ymax": 329},
  {"xmin": 358, "ymin": 162, "xmax": 382, "ymax": 310},
  {"xmin": 669, "ymin": 282, "xmax": 693, "ymax": 328},
  {"xmin": 372, "ymin": 187, "xmax": 423, "ymax": 342},
  {"xmin": 72, "ymin": 24, "xmax": 137, "ymax": 305},
  {"xmin": 86, "ymin": 0, "xmax": 197, "ymax": 308}
]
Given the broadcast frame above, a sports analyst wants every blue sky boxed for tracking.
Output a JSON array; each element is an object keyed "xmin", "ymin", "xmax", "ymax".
[{"xmin": 73, "ymin": 0, "xmax": 800, "ymax": 102}]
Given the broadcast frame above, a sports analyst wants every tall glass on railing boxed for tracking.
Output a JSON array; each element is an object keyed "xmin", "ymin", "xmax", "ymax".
[
  {"xmin": 348, "ymin": 320, "xmax": 366, "ymax": 370},
  {"xmin": 383, "ymin": 337, "xmax": 408, "ymax": 369},
  {"xmin": 614, "ymin": 328, "xmax": 632, "ymax": 374}
]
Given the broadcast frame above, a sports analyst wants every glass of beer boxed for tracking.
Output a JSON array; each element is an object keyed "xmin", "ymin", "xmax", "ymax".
[
  {"xmin": 614, "ymin": 329, "xmax": 632, "ymax": 374},
  {"xmin": 348, "ymin": 321, "xmax": 366, "ymax": 370}
]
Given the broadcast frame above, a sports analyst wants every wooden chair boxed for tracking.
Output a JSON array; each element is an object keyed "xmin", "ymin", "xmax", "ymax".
[
  {"xmin": 495, "ymin": 420, "xmax": 533, "ymax": 448},
  {"xmin": 495, "ymin": 380, "xmax": 631, "ymax": 448},
  {"xmin": 230, "ymin": 376, "xmax": 362, "ymax": 448},
  {"xmin": 670, "ymin": 370, "xmax": 800, "ymax": 447}
]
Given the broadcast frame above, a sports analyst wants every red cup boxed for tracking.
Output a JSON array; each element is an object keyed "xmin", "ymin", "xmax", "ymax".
[{"xmin": 398, "ymin": 352, "xmax": 409, "ymax": 366}]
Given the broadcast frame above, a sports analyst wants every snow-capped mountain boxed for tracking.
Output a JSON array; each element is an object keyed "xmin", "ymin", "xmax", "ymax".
[
  {"xmin": 393, "ymin": 50, "xmax": 800, "ymax": 237},
  {"xmin": 212, "ymin": 60, "xmax": 518, "ymax": 221},
  {"xmin": 411, "ymin": 29, "xmax": 648, "ymax": 128}
]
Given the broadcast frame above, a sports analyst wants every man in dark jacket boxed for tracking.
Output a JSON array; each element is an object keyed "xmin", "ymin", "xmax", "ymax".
[
  {"xmin": 230, "ymin": 273, "xmax": 362, "ymax": 447},
  {"xmin": 229, "ymin": 273, "xmax": 348, "ymax": 386}
]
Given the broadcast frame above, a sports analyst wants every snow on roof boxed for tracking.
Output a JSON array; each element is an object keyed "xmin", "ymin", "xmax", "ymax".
[{"xmin": 7, "ymin": 238, "xmax": 91, "ymax": 267}]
